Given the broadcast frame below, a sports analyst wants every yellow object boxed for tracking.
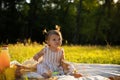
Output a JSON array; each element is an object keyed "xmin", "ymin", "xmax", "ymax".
[
  {"xmin": 4, "ymin": 68, "xmax": 16, "ymax": 80},
  {"xmin": 0, "ymin": 73, "xmax": 6, "ymax": 80}
]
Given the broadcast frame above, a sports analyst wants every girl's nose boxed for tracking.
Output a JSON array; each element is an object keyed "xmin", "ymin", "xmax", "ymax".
[
  {"xmin": 56, "ymin": 40, "xmax": 59, "ymax": 43},
  {"xmin": 56, "ymin": 40, "xmax": 59, "ymax": 42}
]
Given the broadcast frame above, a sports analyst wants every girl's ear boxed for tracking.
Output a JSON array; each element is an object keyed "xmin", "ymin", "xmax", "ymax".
[
  {"xmin": 45, "ymin": 40, "xmax": 48, "ymax": 44},
  {"xmin": 45, "ymin": 40, "xmax": 49, "ymax": 45},
  {"xmin": 46, "ymin": 40, "xmax": 50, "ymax": 46}
]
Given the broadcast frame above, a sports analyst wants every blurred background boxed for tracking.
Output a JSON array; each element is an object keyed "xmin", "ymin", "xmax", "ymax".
[{"xmin": 0, "ymin": 0, "xmax": 120, "ymax": 45}]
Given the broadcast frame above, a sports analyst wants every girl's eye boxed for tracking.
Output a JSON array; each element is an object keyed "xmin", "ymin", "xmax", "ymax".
[
  {"xmin": 53, "ymin": 39, "xmax": 56, "ymax": 41},
  {"xmin": 53, "ymin": 38, "xmax": 60, "ymax": 41},
  {"xmin": 58, "ymin": 38, "xmax": 61, "ymax": 41}
]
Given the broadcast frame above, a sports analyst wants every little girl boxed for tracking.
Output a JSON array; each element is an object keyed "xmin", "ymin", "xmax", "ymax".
[{"xmin": 33, "ymin": 30, "xmax": 80, "ymax": 78}]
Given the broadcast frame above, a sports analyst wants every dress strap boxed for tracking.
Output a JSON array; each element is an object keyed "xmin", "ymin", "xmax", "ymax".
[{"xmin": 43, "ymin": 45, "xmax": 49, "ymax": 54}]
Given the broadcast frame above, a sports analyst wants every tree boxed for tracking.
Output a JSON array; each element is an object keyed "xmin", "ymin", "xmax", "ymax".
[{"xmin": 72, "ymin": 0, "xmax": 82, "ymax": 44}]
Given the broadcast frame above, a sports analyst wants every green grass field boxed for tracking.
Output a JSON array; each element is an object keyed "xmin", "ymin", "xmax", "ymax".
[{"xmin": 1, "ymin": 43, "xmax": 120, "ymax": 64}]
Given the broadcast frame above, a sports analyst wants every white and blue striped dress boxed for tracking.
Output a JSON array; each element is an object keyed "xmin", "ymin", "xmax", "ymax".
[{"xmin": 36, "ymin": 46, "xmax": 64, "ymax": 74}]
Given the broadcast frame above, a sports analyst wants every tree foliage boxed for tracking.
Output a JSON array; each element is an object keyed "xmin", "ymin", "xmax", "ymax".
[{"xmin": 0, "ymin": 0, "xmax": 120, "ymax": 45}]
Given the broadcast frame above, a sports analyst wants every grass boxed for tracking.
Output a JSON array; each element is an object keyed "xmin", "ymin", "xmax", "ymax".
[
  {"xmin": 64, "ymin": 45, "xmax": 120, "ymax": 64},
  {"xmin": 1, "ymin": 43, "xmax": 120, "ymax": 64}
]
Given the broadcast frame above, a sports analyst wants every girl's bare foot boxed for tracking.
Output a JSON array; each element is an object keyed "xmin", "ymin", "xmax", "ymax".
[
  {"xmin": 73, "ymin": 73, "xmax": 82, "ymax": 78},
  {"xmin": 42, "ymin": 72, "xmax": 52, "ymax": 78}
]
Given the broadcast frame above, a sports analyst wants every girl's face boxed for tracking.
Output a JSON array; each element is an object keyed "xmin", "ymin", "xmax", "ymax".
[{"xmin": 47, "ymin": 34, "xmax": 62, "ymax": 49}]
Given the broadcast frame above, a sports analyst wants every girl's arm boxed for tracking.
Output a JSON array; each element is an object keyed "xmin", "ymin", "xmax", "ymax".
[
  {"xmin": 33, "ymin": 48, "xmax": 44, "ymax": 61},
  {"xmin": 60, "ymin": 49, "xmax": 65, "ymax": 65},
  {"xmin": 61, "ymin": 48, "xmax": 65, "ymax": 60}
]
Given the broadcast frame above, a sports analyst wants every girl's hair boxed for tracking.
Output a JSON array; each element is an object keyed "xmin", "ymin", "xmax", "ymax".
[{"xmin": 45, "ymin": 30, "xmax": 62, "ymax": 41}]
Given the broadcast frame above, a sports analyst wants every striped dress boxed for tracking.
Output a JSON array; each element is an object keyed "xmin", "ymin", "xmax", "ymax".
[{"xmin": 36, "ymin": 46, "xmax": 64, "ymax": 74}]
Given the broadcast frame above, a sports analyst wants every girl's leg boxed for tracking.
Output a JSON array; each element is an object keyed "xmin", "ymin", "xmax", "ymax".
[
  {"xmin": 37, "ymin": 63, "xmax": 52, "ymax": 78},
  {"xmin": 42, "ymin": 70, "xmax": 52, "ymax": 78}
]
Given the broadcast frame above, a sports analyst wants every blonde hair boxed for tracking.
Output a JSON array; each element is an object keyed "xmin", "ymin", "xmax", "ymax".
[{"xmin": 45, "ymin": 30, "xmax": 62, "ymax": 42}]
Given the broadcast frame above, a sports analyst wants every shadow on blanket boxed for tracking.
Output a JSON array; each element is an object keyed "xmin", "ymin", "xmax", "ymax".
[
  {"xmin": 109, "ymin": 76, "xmax": 120, "ymax": 80},
  {"xmin": 61, "ymin": 60, "xmax": 82, "ymax": 78}
]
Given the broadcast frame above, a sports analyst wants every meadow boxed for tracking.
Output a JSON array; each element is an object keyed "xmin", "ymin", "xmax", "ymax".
[{"xmin": 1, "ymin": 43, "xmax": 120, "ymax": 64}]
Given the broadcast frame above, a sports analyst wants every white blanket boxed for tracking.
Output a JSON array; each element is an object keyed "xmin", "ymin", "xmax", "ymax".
[
  {"xmin": 11, "ymin": 60, "xmax": 120, "ymax": 80},
  {"xmin": 23, "ymin": 72, "xmax": 110, "ymax": 80},
  {"xmin": 57, "ymin": 75, "xmax": 110, "ymax": 80}
]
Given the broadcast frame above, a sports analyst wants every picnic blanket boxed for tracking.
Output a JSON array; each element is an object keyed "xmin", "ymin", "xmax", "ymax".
[{"xmin": 10, "ymin": 60, "xmax": 120, "ymax": 80}]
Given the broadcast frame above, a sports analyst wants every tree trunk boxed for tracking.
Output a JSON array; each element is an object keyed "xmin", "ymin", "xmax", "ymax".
[{"xmin": 73, "ymin": 0, "xmax": 82, "ymax": 44}]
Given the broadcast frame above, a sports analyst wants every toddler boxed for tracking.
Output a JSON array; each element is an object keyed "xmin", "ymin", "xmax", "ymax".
[{"xmin": 33, "ymin": 30, "xmax": 81, "ymax": 78}]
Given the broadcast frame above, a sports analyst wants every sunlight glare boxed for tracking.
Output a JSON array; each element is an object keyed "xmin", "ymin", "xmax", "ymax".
[
  {"xmin": 114, "ymin": 0, "xmax": 118, "ymax": 3},
  {"xmin": 26, "ymin": 0, "xmax": 30, "ymax": 3}
]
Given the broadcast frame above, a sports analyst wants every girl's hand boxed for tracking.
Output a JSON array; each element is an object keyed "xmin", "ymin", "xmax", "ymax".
[{"xmin": 33, "ymin": 54, "xmax": 39, "ymax": 61}]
